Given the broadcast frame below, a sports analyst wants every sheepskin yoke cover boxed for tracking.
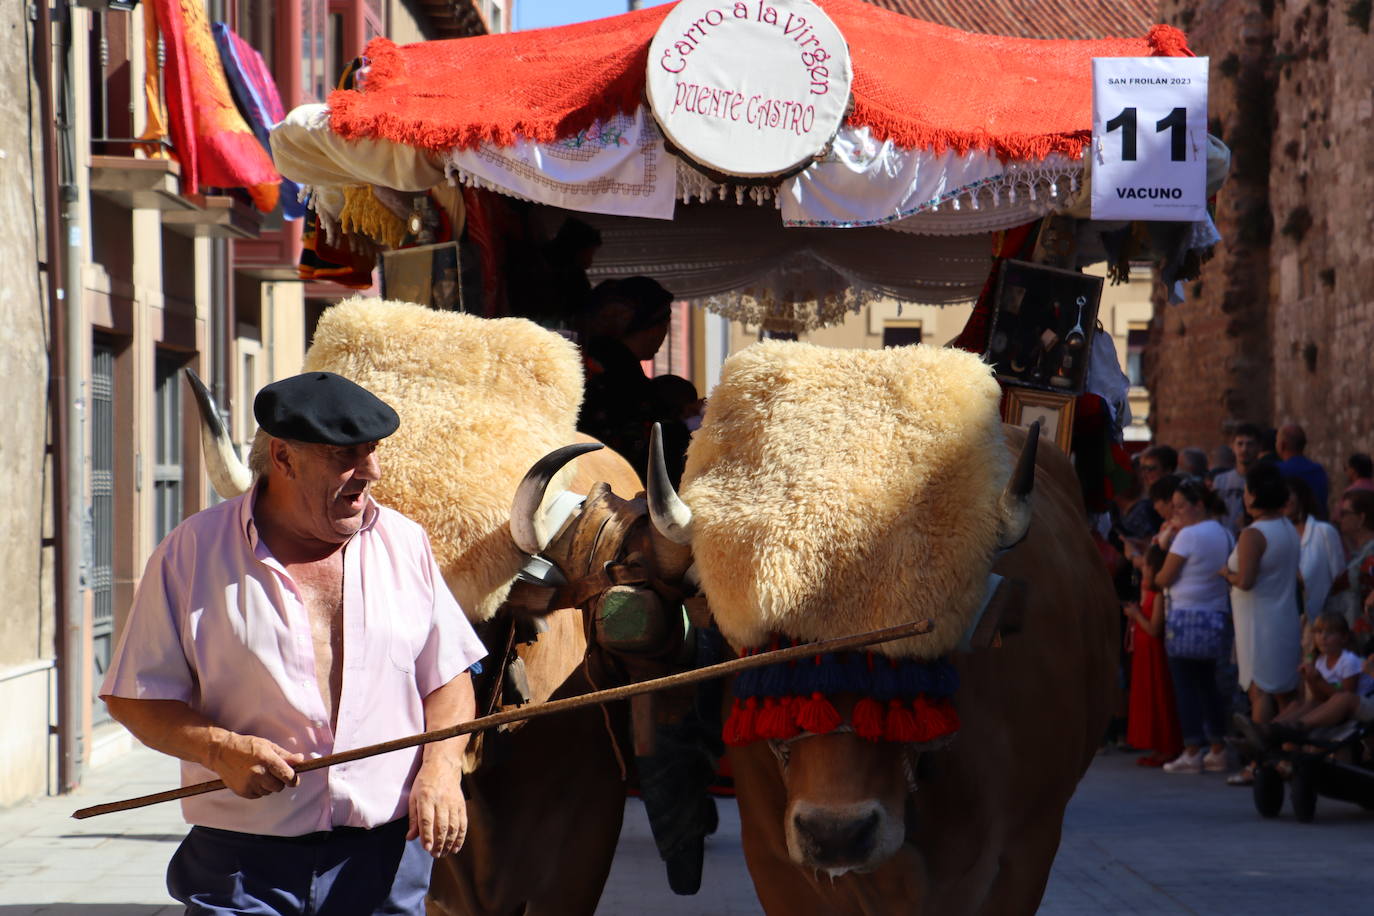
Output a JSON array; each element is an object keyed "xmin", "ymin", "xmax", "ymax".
[
  {"xmin": 303, "ymin": 298, "xmax": 584, "ymax": 622},
  {"xmin": 682, "ymin": 341, "xmax": 1009, "ymax": 659}
]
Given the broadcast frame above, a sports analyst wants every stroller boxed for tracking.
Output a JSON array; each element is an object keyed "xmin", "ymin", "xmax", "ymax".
[{"xmin": 1250, "ymin": 719, "xmax": 1374, "ymax": 822}]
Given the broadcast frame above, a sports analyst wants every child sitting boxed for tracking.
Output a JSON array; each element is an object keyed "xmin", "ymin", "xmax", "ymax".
[{"xmin": 1270, "ymin": 612, "xmax": 1374, "ymax": 736}]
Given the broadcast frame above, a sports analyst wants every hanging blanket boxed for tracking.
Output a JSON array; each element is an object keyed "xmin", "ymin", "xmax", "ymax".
[
  {"xmin": 327, "ymin": 0, "xmax": 1190, "ymax": 162},
  {"xmin": 211, "ymin": 22, "xmax": 305, "ymax": 218},
  {"xmin": 152, "ymin": 0, "xmax": 279, "ymax": 212}
]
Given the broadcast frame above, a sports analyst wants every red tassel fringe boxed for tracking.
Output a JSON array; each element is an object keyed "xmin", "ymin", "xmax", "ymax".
[
  {"xmin": 853, "ymin": 697, "xmax": 886, "ymax": 742},
  {"xmin": 722, "ymin": 695, "xmax": 959, "ymax": 747},
  {"xmin": 795, "ymin": 692, "xmax": 843, "ymax": 735},
  {"xmin": 723, "ymin": 698, "xmax": 758, "ymax": 747}
]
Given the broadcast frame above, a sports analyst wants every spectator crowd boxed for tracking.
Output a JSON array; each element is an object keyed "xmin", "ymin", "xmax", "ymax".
[{"xmin": 1103, "ymin": 423, "xmax": 1374, "ymax": 785}]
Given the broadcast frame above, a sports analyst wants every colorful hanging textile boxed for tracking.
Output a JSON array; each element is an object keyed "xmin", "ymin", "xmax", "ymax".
[
  {"xmin": 298, "ymin": 209, "xmax": 376, "ymax": 288},
  {"xmin": 338, "ymin": 185, "xmax": 409, "ymax": 250},
  {"xmin": 327, "ymin": 0, "xmax": 1190, "ymax": 162},
  {"xmin": 137, "ymin": 1, "xmax": 171, "ymax": 157},
  {"xmin": 151, "ymin": 0, "xmax": 279, "ymax": 212},
  {"xmin": 211, "ymin": 22, "xmax": 305, "ymax": 218}
]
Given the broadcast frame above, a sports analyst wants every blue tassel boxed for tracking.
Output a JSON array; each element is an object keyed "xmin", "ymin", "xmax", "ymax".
[
  {"xmin": 758, "ymin": 660, "xmax": 791, "ymax": 697},
  {"xmin": 815, "ymin": 653, "xmax": 848, "ymax": 695},
  {"xmin": 840, "ymin": 652, "xmax": 870, "ymax": 694},
  {"xmin": 792, "ymin": 657, "xmax": 815, "ymax": 694},
  {"xmin": 872, "ymin": 659, "xmax": 900, "ymax": 702},
  {"xmin": 733, "ymin": 664, "xmax": 761, "ymax": 699},
  {"xmin": 896, "ymin": 659, "xmax": 925, "ymax": 697}
]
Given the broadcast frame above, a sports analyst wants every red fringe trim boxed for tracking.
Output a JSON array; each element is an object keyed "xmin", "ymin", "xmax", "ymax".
[
  {"xmin": 324, "ymin": 5, "xmax": 1194, "ymax": 164},
  {"xmin": 724, "ymin": 694, "xmax": 959, "ymax": 747},
  {"xmin": 756, "ymin": 697, "xmax": 800, "ymax": 741},
  {"xmin": 723, "ymin": 698, "xmax": 758, "ymax": 747},
  {"xmin": 1147, "ymin": 24, "xmax": 1194, "ymax": 58},
  {"xmin": 853, "ymin": 697, "xmax": 886, "ymax": 742},
  {"xmin": 796, "ymin": 692, "xmax": 843, "ymax": 735}
]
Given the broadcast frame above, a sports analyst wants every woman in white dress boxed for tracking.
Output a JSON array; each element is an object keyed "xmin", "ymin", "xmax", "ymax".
[
  {"xmin": 1222, "ymin": 464, "xmax": 1303, "ymax": 725},
  {"xmin": 1283, "ymin": 475, "xmax": 1344, "ymax": 646}
]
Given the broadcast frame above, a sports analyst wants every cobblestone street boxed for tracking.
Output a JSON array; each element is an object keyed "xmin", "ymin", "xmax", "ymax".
[{"xmin": 1, "ymin": 744, "xmax": 1367, "ymax": 914}]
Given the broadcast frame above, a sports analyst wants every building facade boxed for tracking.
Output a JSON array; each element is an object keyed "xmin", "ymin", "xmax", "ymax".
[{"xmin": 2, "ymin": 0, "xmax": 495, "ymax": 808}]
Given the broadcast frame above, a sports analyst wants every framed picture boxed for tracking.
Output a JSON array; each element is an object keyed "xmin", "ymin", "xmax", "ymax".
[
  {"xmin": 1003, "ymin": 387, "xmax": 1076, "ymax": 454},
  {"xmin": 381, "ymin": 241, "xmax": 464, "ymax": 311},
  {"xmin": 983, "ymin": 259, "xmax": 1103, "ymax": 394}
]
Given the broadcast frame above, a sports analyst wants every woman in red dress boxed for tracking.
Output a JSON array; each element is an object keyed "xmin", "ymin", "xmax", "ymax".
[{"xmin": 1123, "ymin": 553, "xmax": 1184, "ymax": 765}]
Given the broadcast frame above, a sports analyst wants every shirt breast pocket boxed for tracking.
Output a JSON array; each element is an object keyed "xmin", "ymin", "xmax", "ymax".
[{"xmin": 380, "ymin": 599, "xmax": 425, "ymax": 674}]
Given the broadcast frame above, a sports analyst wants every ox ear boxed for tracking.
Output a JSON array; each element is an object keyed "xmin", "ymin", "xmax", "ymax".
[
  {"xmin": 647, "ymin": 423, "xmax": 693, "ymax": 546},
  {"xmin": 997, "ymin": 421, "xmax": 1039, "ymax": 551},
  {"xmin": 510, "ymin": 443, "xmax": 601, "ymax": 554},
  {"xmin": 186, "ymin": 368, "xmax": 253, "ymax": 498}
]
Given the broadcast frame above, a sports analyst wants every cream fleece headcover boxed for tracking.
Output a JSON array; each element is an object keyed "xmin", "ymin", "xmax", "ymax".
[
  {"xmin": 682, "ymin": 341, "xmax": 1009, "ymax": 659},
  {"xmin": 302, "ymin": 298, "xmax": 584, "ymax": 622}
]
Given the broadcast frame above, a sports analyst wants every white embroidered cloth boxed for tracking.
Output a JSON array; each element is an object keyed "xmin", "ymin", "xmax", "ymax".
[{"xmin": 443, "ymin": 109, "xmax": 677, "ymax": 221}]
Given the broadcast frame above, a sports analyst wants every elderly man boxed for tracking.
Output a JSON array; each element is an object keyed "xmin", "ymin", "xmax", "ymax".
[{"xmin": 101, "ymin": 371, "xmax": 484, "ymax": 915}]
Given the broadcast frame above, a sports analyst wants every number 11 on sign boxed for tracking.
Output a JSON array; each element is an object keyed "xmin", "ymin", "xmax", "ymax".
[
  {"xmin": 1091, "ymin": 56, "xmax": 1209, "ymax": 221},
  {"xmin": 1105, "ymin": 106, "xmax": 1188, "ymax": 162}
]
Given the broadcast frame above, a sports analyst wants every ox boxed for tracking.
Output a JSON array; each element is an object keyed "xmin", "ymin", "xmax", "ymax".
[
  {"xmin": 191, "ymin": 298, "xmax": 695, "ymax": 916},
  {"xmin": 646, "ymin": 342, "xmax": 1115, "ymax": 914}
]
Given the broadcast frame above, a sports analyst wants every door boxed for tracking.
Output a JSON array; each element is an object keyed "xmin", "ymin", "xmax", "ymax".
[{"xmin": 90, "ymin": 338, "xmax": 115, "ymax": 723}]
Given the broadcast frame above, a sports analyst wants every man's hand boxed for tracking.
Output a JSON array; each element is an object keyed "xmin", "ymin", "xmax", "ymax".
[
  {"xmin": 407, "ymin": 753, "xmax": 467, "ymax": 857},
  {"xmin": 206, "ymin": 731, "xmax": 305, "ymax": 799}
]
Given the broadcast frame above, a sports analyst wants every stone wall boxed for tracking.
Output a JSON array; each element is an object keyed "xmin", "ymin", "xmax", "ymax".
[
  {"xmin": 1148, "ymin": 0, "xmax": 1274, "ymax": 453},
  {"xmin": 1266, "ymin": 0, "xmax": 1374, "ymax": 479},
  {"xmin": 0, "ymin": 6, "xmax": 53, "ymax": 669},
  {"xmin": 1150, "ymin": 0, "xmax": 1374, "ymax": 484}
]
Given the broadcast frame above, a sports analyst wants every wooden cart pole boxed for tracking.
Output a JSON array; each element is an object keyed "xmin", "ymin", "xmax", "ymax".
[{"xmin": 74, "ymin": 617, "xmax": 935, "ymax": 820}]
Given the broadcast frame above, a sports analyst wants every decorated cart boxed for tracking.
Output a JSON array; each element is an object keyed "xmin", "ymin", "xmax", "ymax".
[
  {"xmin": 272, "ymin": 0, "xmax": 1222, "ymax": 333},
  {"xmin": 193, "ymin": 2, "xmax": 1232, "ymax": 905}
]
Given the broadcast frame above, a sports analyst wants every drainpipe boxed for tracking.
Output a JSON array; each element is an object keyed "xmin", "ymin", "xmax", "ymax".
[
  {"xmin": 39, "ymin": 0, "xmax": 87, "ymax": 791},
  {"xmin": 211, "ymin": 239, "xmax": 228, "ymax": 408}
]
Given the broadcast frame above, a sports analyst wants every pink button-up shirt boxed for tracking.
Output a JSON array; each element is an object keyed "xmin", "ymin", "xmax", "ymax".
[{"xmin": 101, "ymin": 486, "xmax": 485, "ymax": 836}]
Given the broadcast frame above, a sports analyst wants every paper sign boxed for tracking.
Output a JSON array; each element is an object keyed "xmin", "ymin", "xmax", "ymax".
[
  {"xmin": 1091, "ymin": 56, "xmax": 1209, "ymax": 221},
  {"xmin": 646, "ymin": 0, "xmax": 852, "ymax": 179}
]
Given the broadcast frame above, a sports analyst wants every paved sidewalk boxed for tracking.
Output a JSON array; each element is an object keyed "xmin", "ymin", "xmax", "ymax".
[
  {"xmin": 0, "ymin": 747, "xmax": 185, "ymax": 914},
  {"xmin": 1, "ymin": 743, "xmax": 1369, "ymax": 914}
]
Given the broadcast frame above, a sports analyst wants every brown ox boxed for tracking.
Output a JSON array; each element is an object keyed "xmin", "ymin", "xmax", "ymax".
[
  {"xmin": 188, "ymin": 307, "xmax": 692, "ymax": 916},
  {"xmin": 426, "ymin": 436, "xmax": 672, "ymax": 916},
  {"xmin": 646, "ymin": 343, "xmax": 1115, "ymax": 914}
]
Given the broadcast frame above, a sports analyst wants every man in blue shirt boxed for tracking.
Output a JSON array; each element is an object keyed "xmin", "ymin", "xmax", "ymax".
[{"xmin": 1277, "ymin": 423, "xmax": 1329, "ymax": 518}]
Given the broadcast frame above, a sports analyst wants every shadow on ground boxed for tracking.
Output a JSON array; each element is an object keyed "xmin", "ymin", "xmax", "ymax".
[
  {"xmin": 56, "ymin": 834, "xmax": 185, "ymax": 844},
  {"xmin": 0, "ymin": 908, "xmax": 173, "ymax": 915}
]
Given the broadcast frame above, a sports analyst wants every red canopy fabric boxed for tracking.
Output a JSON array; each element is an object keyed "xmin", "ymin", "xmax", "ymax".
[{"xmin": 328, "ymin": 0, "xmax": 1190, "ymax": 163}]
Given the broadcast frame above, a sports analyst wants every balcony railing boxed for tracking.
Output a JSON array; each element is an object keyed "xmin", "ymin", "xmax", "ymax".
[{"xmin": 87, "ymin": 7, "xmax": 262, "ymax": 239}]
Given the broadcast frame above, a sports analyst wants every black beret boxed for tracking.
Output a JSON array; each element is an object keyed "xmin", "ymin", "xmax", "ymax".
[{"xmin": 253, "ymin": 372, "xmax": 399, "ymax": 446}]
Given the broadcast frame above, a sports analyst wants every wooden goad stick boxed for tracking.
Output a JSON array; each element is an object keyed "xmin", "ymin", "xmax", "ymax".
[{"xmin": 73, "ymin": 618, "xmax": 935, "ymax": 820}]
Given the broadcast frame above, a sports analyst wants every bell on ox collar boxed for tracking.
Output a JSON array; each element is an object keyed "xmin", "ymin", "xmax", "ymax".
[{"xmin": 594, "ymin": 586, "xmax": 685, "ymax": 657}]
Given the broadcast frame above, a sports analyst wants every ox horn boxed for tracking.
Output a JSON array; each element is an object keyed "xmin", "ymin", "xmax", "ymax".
[
  {"xmin": 997, "ymin": 420, "xmax": 1039, "ymax": 551},
  {"xmin": 510, "ymin": 442, "xmax": 602, "ymax": 554},
  {"xmin": 647, "ymin": 423, "xmax": 693, "ymax": 546},
  {"xmin": 185, "ymin": 368, "xmax": 253, "ymax": 498}
]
